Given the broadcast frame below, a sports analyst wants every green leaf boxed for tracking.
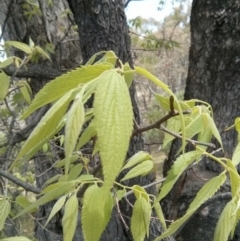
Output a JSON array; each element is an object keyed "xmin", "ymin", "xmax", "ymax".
[
  {"xmin": 0, "ymin": 72, "xmax": 10, "ymax": 100},
  {"xmin": 155, "ymin": 173, "xmax": 226, "ymax": 240},
  {"xmin": 0, "ymin": 198, "xmax": 11, "ymax": 230},
  {"xmin": 158, "ymin": 151, "xmax": 201, "ymax": 201},
  {"xmin": 131, "ymin": 197, "xmax": 152, "ymax": 241},
  {"xmin": 153, "ymin": 199, "xmax": 166, "ymax": 231},
  {"xmin": 123, "ymin": 63, "xmax": 134, "ymax": 87},
  {"xmin": 14, "ymin": 181, "xmax": 75, "ymax": 219},
  {"xmin": 85, "ymin": 50, "xmax": 117, "ymax": 66},
  {"xmin": 5, "ymin": 41, "xmax": 32, "ymax": 54},
  {"xmin": 132, "ymin": 185, "xmax": 149, "ymax": 202},
  {"xmin": 82, "ymin": 185, "xmax": 113, "ymax": 241},
  {"xmin": 185, "ymin": 114, "xmax": 203, "ymax": 139},
  {"xmin": 235, "ymin": 117, "xmax": 240, "ymax": 132},
  {"xmin": 96, "ymin": 51, "xmax": 117, "ymax": 66},
  {"xmin": 232, "ymin": 133, "xmax": 240, "ymax": 166},
  {"xmin": 122, "ymin": 151, "xmax": 152, "ymax": 170},
  {"xmin": 35, "ymin": 46, "xmax": 51, "ymax": 61},
  {"xmin": 77, "ymin": 174, "xmax": 95, "ymax": 182},
  {"xmin": 116, "ymin": 189, "xmax": 126, "ymax": 201},
  {"xmin": 45, "ymin": 195, "xmax": 66, "ymax": 227},
  {"xmin": 19, "ymin": 84, "xmax": 31, "ymax": 104},
  {"xmin": 64, "ymin": 97, "xmax": 84, "ymax": 176},
  {"xmin": 155, "ymin": 94, "xmax": 191, "ymax": 112},
  {"xmin": 135, "ymin": 67, "xmax": 186, "ymax": 154},
  {"xmin": 68, "ymin": 164, "xmax": 83, "ymax": 181},
  {"xmin": 163, "ymin": 117, "xmax": 181, "ymax": 148},
  {"xmin": 197, "ymin": 114, "xmax": 212, "ymax": 151},
  {"xmin": 121, "ymin": 160, "xmax": 154, "ymax": 182},
  {"xmin": 206, "ymin": 113, "xmax": 223, "ymax": 148},
  {"xmin": 62, "ymin": 194, "xmax": 79, "ymax": 241},
  {"xmin": 15, "ymin": 195, "xmax": 37, "ymax": 213},
  {"xmin": 94, "ymin": 70, "xmax": 133, "ymax": 188},
  {"xmin": 227, "ymin": 159, "xmax": 240, "ymax": 197},
  {"xmin": 21, "ymin": 64, "xmax": 111, "ymax": 119},
  {"xmin": 1, "ymin": 237, "xmax": 32, "ymax": 241},
  {"xmin": 55, "ymin": 154, "xmax": 79, "ymax": 168},
  {"xmin": 11, "ymin": 90, "xmax": 75, "ymax": 168},
  {"xmin": 0, "ymin": 57, "xmax": 14, "ymax": 69},
  {"xmin": 76, "ymin": 120, "xmax": 96, "ymax": 151},
  {"xmin": 135, "ymin": 66, "xmax": 172, "ymax": 95},
  {"xmin": 214, "ymin": 200, "xmax": 237, "ymax": 241},
  {"xmin": 43, "ymin": 174, "xmax": 61, "ymax": 186}
]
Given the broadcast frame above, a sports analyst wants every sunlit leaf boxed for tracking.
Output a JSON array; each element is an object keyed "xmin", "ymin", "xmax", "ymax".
[
  {"xmin": 123, "ymin": 63, "xmax": 135, "ymax": 87},
  {"xmin": 35, "ymin": 46, "xmax": 51, "ymax": 61},
  {"xmin": 135, "ymin": 66, "xmax": 172, "ymax": 95},
  {"xmin": 63, "ymin": 194, "xmax": 79, "ymax": 241},
  {"xmin": 227, "ymin": 159, "xmax": 240, "ymax": 197},
  {"xmin": 214, "ymin": 200, "xmax": 237, "ymax": 241},
  {"xmin": 0, "ymin": 57, "xmax": 14, "ymax": 69},
  {"xmin": 153, "ymin": 199, "xmax": 166, "ymax": 231},
  {"xmin": 206, "ymin": 113, "xmax": 223, "ymax": 148},
  {"xmin": 45, "ymin": 195, "xmax": 66, "ymax": 227},
  {"xmin": 5, "ymin": 41, "xmax": 32, "ymax": 54},
  {"xmin": 64, "ymin": 96, "xmax": 84, "ymax": 176},
  {"xmin": 19, "ymin": 84, "xmax": 31, "ymax": 104},
  {"xmin": 235, "ymin": 117, "xmax": 240, "ymax": 132},
  {"xmin": 0, "ymin": 72, "xmax": 10, "ymax": 100},
  {"xmin": 0, "ymin": 198, "xmax": 11, "ymax": 230},
  {"xmin": 232, "ymin": 133, "xmax": 240, "ymax": 166},
  {"xmin": 163, "ymin": 116, "xmax": 181, "ymax": 148},
  {"xmin": 14, "ymin": 181, "xmax": 75, "ymax": 219},
  {"xmin": 132, "ymin": 185, "xmax": 149, "ymax": 202},
  {"xmin": 11, "ymin": 89, "xmax": 76, "ymax": 168},
  {"xmin": 15, "ymin": 195, "xmax": 37, "ymax": 213},
  {"xmin": 122, "ymin": 151, "xmax": 152, "ymax": 170},
  {"xmin": 55, "ymin": 154, "xmax": 79, "ymax": 168},
  {"xmin": 21, "ymin": 64, "xmax": 111, "ymax": 119},
  {"xmin": 158, "ymin": 151, "xmax": 201, "ymax": 201},
  {"xmin": 68, "ymin": 164, "xmax": 83, "ymax": 181},
  {"xmin": 116, "ymin": 189, "xmax": 126, "ymax": 201},
  {"xmin": 155, "ymin": 173, "xmax": 226, "ymax": 240},
  {"xmin": 94, "ymin": 70, "xmax": 133, "ymax": 188},
  {"xmin": 121, "ymin": 160, "xmax": 154, "ymax": 182},
  {"xmin": 82, "ymin": 185, "xmax": 113, "ymax": 241},
  {"xmin": 131, "ymin": 197, "xmax": 151, "ymax": 241},
  {"xmin": 76, "ymin": 120, "xmax": 96, "ymax": 151},
  {"xmin": 155, "ymin": 94, "xmax": 191, "ymax": 112}
]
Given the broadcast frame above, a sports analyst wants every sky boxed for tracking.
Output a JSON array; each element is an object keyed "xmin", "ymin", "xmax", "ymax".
[{"xmin": 125, "ymin": 0, "xmax": 177, "ymax": 21}]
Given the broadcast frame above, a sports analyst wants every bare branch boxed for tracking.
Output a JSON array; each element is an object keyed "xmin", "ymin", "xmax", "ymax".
[
  {"xmin": 3, "ymin": 63, "xmax": 65, "ymax": 80},
  {"xmin": 0, "ymin": 169, "xmax": 41, "ymax": 194}
]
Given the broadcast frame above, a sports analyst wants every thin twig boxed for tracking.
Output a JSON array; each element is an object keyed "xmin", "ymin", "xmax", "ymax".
[
  {"xmin": 113, "ymin": 190, "xmax": 129, "ymax": 230},
  {"xmin": 160, "ymin": 125, "xmax": 216, "ymax": 149},
  {"xmin": 132, "ymin": 109, "xmax": 190, "ymax": 137},
  {"xmin": 125, "ymin": 178, "xmax": 166, "ymax": 197}
]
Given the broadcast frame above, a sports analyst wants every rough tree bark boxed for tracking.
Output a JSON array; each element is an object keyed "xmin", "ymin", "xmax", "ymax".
[
  {"xmin": 1, "ymin": 1, "xmax": 173, "ymax": 241},
  {"xmin": 0, "ymin": 0, "xmax": 81, "ymax": 240},
  {"xmin": 163, "ymin": 0, "xmax": 240, "ymax": 240},
  {"xmin": 68, "ymin": 1, "xmax": 171, "ymax": 240}
]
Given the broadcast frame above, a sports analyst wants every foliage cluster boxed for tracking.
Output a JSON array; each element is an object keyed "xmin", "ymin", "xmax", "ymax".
[{"xmin": 1, "ymin": 40, "xmax": 240, "ymax": 241}]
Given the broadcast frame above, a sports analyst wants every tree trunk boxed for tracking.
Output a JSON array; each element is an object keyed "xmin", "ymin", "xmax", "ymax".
[
  {"xmin": 1, "ymin": 1, "xmax": 81, "ymax": 240},
  {"xmin": 1, "ymin": 0, "xmax": 174, "ymax": 240},
  {"xmin": 68, "ymin": 1, "xmax": 172, "ymax": 240},
  {"xmin": 163, "ymin": 0, "xmax": 240, "ymax": 240}
]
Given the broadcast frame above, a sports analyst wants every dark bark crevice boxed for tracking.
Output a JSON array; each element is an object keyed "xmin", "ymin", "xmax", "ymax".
[{"xmin": 163, "ymin": 0, "xmax": 240, "ymax": 240}]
